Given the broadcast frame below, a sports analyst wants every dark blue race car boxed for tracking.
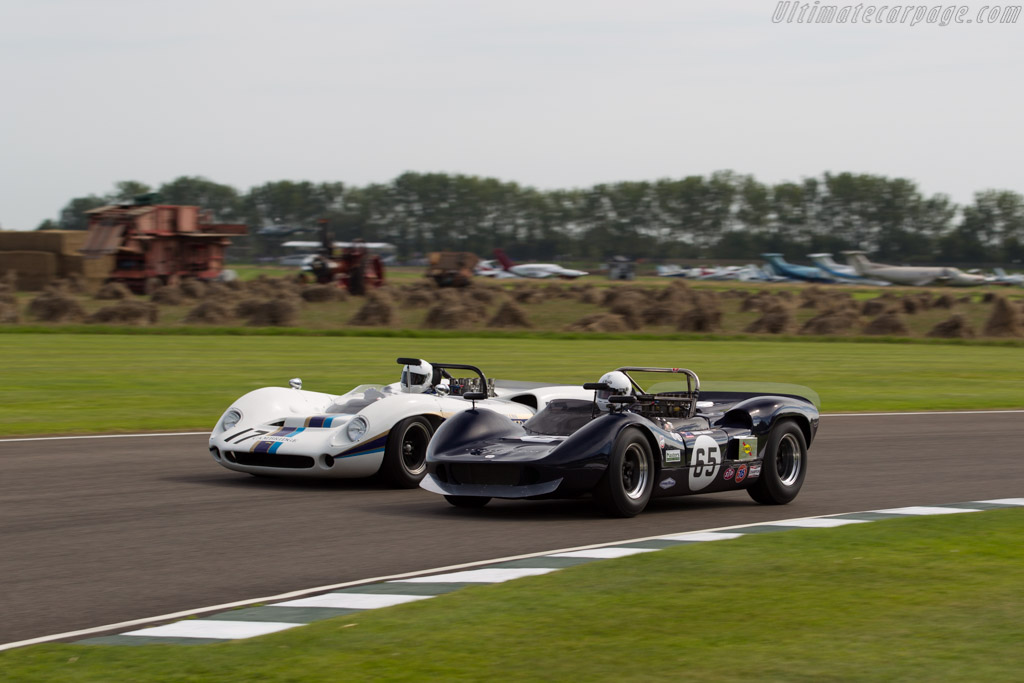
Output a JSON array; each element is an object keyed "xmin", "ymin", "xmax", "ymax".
[{"xmin": 420, "ymin": 367, "xmax": 820, "ymax": 517}]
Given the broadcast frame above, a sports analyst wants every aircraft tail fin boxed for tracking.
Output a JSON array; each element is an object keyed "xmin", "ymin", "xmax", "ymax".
[{"xmin": 493, "ymin": 248, "xmax": 515, "ymax": 271}]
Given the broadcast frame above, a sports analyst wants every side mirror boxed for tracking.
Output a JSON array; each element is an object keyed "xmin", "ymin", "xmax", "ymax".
[
  {"xmin": 609, "ymin": 395, "xmax": 636, "ymax": 405},
  {"xmin": 289, "ymin": 378, "xmax": 302, "ymax": 390},
  {"xmin": 583, "ymin": 382, "xmax": 610, "ymax": 391},
  {"xmin": 463, "ymin": 392, "xmax": 487, "ymax": 401}
]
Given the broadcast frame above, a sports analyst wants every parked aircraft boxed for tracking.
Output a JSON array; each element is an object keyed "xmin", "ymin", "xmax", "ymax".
[
  {"xmin": 808, "ymin": 253, "xmax": 890, "ymax": 285},
  {"xmin": 476, "ymin": 249, "xmax": 588, "ymax": 279},
  {"xmin": 761, "ymin": 253, "xmax": 835, "ymax": 283},
  {"xmin": 843, "ymin": 251, "xmax": 987, "ymax": 286},
  {"xmin": 992, "ymin": 267, "xmax": 1024, "ymax": 286}
]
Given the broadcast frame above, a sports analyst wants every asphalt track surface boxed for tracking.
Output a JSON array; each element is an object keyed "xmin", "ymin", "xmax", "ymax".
[{"xmin": 2, "ymin": 412, "xmax": 1022, "ymax": 645}]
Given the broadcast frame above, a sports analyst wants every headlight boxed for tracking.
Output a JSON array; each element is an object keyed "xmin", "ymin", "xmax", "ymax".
[
  {"xmin": 221, "ymin": 409, "xmax": 242, "ymax": 432},
  {"xmin": 346, "ymin": 416, "xmax": 368, "ymax": 442}
]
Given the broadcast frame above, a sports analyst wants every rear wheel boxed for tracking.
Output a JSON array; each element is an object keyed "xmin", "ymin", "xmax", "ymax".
[
  {"xmin": 747, "ymin": 420, "xmax": 807, "ymax": 505},
  {"xmin": 594, "ymin": 429, "xmax": 654, "ymax": 517},
  {"xmin": 444, "ymin": 495, "xmax": 491, "ymax": 508},
  {"xmin": 382, "ymin": 416, "xmax": 433, "ymax": 488}
]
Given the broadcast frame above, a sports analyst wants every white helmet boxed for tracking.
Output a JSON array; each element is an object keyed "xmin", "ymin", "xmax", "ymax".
[
  {"xmin": 595, "ymin": 370, "xmax": 632, "ymax": 411},
  {"xmin": 401, "ymin": 360, "xmax": 434, "ymax": 394}
]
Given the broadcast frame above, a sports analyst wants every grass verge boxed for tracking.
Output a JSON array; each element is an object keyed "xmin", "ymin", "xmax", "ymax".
[
  {"xmin": 2, "ymin": 334, "xmax": 1022, "ymax": 436},
  {"xmin": 2, "ymin": 509, "xmax": 1020, "ymax": 681}
]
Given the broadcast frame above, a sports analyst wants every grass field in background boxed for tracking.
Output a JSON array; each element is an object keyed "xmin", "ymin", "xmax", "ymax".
[
  {"xmin": 1, "ymin": 333, "xmax": 1022, "ymax": 435},
  {"xmin": 2, "ymin": 509, "xmax": 1020, "ymax": 681}
]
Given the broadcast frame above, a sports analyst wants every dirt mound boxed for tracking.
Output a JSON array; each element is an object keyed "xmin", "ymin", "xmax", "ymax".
[
  {"xmin": 863, "ymin": 311, "xmax": 910, "ymax": 336},
  {"xmin": 300, "ymin": 285, "xmax": 344, "ymax": 303},
  {"xmin": 0, "ymin": 302, "xmax": 19, "ymax": 323},
  {"xmin": 745, "ymin": 304, "xmax": 794, "ymax": 334},
  {"xmin": 151, "ymin": 285, "xmax": 185, "ymax": 305},
  {"xmin": 349, "ymin": 293, "xmax": 398, "ymax": 327},
  {"xmin": 800, "ymin": 310, "xmax": 859, "ymax": 335},
  {"xmin": 184, "ymin": 301, "xmax": 235, "ymax": 324},
  {"xmin": 565, "ymin": 313, "xmax": 629, "ymax": 333},
  {"xmin": 927, "ymin": 314, "xmax": 976, "ymax": 339},
  {"xmin": 95, "ymin": 282, "xmax": 132, "ymax": 300},
  {"xmin": 246, "ymin": 297, "xmax": 300, "ymax": 327},
  {"xmin": 982, "ymin": 296, "xmax": 1021, "ymax": 337},
  {"xmin": 27, "ymin": 289, "xmax": 85, "ymax": 322},
  {"xmin": 87, "ymin": 300, "xmax": 159, "ymax": 325},
  {"xmin": 486, "ymin": 301, "xmax": 532, "ymax": 328}
]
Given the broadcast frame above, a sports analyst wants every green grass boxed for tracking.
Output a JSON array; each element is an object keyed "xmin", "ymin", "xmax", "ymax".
[
  {"xmin": 1, "ymin": 334, "xmax": 1022, "ymax": 436},
  {"xmin": 2, "ymin": 509, "xmax": 1021, "ymax": 682}
]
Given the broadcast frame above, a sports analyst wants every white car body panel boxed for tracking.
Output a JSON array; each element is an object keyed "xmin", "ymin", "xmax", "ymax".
[{"xmin": 209, "ymin": 381, "xmax": 592, "ymax": 479}]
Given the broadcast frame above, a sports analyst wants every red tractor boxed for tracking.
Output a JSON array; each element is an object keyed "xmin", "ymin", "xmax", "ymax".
[{"xmin": 305, "ymin": 220, "xmax": 385, "ymax": 295}]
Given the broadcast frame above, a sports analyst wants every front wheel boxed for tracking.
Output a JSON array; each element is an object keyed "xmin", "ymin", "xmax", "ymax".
[
  {"xmin": 594, "ymin": 429, "xmax": 655, "ymax": 517},
  {"xmin": 444, "ymin": 495, "xmax": 491, "ymax": 508},
  {"xmin": 382, "ymin": 416, "xmax": 433, "ymax": 488},
  {"xmin": 747, "ymin": 420, "xmax": 807, "ymax": 505}
]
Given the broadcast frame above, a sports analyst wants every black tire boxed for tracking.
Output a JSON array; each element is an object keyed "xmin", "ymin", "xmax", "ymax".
[
  {"xmin": 382, "ymin": 416, "xmax": 433, "ymax": 488},
  {"xmin": 444, "ymin": 495, "xmax": 491, "ymax": 508},
  {"xmin": 747, "ymin": 420, "xmax": 807, "ymax": 505},
  {"xmin": 594, "ymin": 429, "xmax": 655, "ymax": 517}
]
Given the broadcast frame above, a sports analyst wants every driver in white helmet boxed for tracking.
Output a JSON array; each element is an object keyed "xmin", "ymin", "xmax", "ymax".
[
  {"xmin": 400, "ymin": 360, "xmax": 437, "ymax": 394},
  {"xmin": 594, "ymin": 370, "xmax": 633, "ymax": 411}
]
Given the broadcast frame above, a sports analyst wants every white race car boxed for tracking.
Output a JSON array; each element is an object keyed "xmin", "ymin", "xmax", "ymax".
[{"xmin": 209, "ymin": 358, "xmax": 592, "ymax": 487}]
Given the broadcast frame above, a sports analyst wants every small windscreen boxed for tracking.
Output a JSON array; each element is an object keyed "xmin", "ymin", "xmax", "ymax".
[{"xmin": 524, "ymin": 399, "xmax": 596, "ymax": 436}]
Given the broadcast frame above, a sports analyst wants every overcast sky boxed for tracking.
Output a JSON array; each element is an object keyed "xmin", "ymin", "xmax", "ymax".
[{"xmin": 1, "ymin": 0, "xmax": 1021, "ymax": 229}]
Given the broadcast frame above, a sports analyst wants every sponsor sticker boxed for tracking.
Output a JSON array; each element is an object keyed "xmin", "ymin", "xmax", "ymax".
[
  {"xmin": 724, "ymin": 466, "xmax": 735, "ymax": 481},
  {"xmin": 738, "ymin": 437, "xmax": 757, "ymax": 460},
  {"xmin": 735, "ymin": 465, "xmax": 748, "ymax": 483},
  {"xmin": 665, "ymin": 448, "xmax": 681, "ymax": 463},
  {"xmin": 749, "ymin": 463, "xmax": 762, "ymax": 477},
  {"xmin": 659, "ymin": 477, "xmax": 676, "ymax": 490}
]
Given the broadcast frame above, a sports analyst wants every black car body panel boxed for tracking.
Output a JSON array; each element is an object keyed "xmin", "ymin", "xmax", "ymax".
[{"xmin": 422, "ymin": 369, "xmax": 819, "ymax": 509}]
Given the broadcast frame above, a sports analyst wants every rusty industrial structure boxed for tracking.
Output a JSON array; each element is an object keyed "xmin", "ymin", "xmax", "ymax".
[{"xmin": 80, "ymin": 199, "xmax": 247, "ymax": 292}]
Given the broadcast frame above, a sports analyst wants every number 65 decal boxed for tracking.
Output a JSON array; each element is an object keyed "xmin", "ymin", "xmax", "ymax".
[{"xmin": 688, "ymin": 434, "xmax": 721, "ymax": 491}]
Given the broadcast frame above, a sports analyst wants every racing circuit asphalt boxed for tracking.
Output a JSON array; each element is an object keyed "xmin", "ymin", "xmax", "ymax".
[{"xmin": 1, "ymin": 411, "xmax": 1022, "ymax": 645}]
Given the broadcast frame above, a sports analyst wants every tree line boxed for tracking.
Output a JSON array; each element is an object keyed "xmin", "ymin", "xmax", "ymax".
[{"xmin": 39, "ymin": 171, "xmax": 1024, "ymax": 266}]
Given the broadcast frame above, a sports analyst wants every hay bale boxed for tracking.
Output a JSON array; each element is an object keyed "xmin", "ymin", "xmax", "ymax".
[
  {"xmin": 235, "ymin": 297, "xmax": 265, "ymax": 318},
  {"xmin": 927, "ymin": 314, "xmax": 976, "ymax": 339},
  {"xmin": 565, "ymin": 313, "xmax": 629, "ymax": 333},
  {"xmin": 87, "ymin": 300, "xmax": 159, "ymax": 325},
  {"xmin": 0, "ymin": 251, "xmax": 58, "ymax": 290},
  {"xmin": 902, "ymin": 297, "xmax": 920, "ymax": 315},
  {"xmin": 932, "ymin": 294, "xmax": 955, "ymax": 309},
  {"xmin": 487, "ymin": 300, "xmax": 532, "ymax": 328},
  {"xmin": 400, "ymin": 288, "xmax": 437, "ymax": 309},
  {"xmin": 179, "ymin": 279, "xmax": 207, "ymax": 299},
  {"xmin": 0, "ymin": 301, "xmax": 19, "ymax": 323},
  {"xmin": 578, "ymin": 287, "xmax": 602, "ymax": 305},
  {"xmin": 348, "ymin": 293, "xmax": 398, "ymax": 327},
  {"xmin": 860, "ymin": 298, "xmax": 889, "ymax": 316},
  {"xmin": 800, "ymin": 310, "xmax": 859, "ymax": 335},
  {"xmin": 676, "ymin": 306, "xmax": 721, "ymax": 332},
  {"xmin": 981, "ymin": 292, "xmax": 996, "ymax": 303},
  {"xmin": 863, "ymin": 311, "xmax": 910, "ymax": 336},
  {"xmin": 1, "ymin": 270, "xmax": 16, "ymax": 288},
  {"xmin": 982, "ymin": 296, "xmax": 1021, "ymax": 337},
  {"xmin": 0, "ymin": 289, "xmax": 16, "ymax": 306},
  {"xmin": 95, "ymin": 281, "xmax": 131, "ymax": 300},
  {"xmin": 745, "ymin": 305, "xmax": 794, "ymax": 334},
  {"xmin": 151, "ymin": 285, "xmax": 185, "ymax": 305},
  {"xmin": 608, "ymin": 301, "xmax": 643, "ymax": 329},
  {"xmin": 184, "ymin": 301, "xmax": 235, "ymax": 324},
  {"xmin": 513, "ymin": 287, "xmax": 545, "ymax": 305},
  {"xmin": 26, "ymin": 289, "xmax": 85, "ymax": 322},
  {"xmin": 246, "ymin": 297, "xmax": 300, "ymax": 327},
  {"xmin": 301, "ymin": 284, "xmax": 343, "ymax": 303}
]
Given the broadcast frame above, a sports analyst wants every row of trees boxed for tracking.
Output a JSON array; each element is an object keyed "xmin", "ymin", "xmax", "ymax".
[{"xmin": 40, "ymin": 172, "xmax": 1024, "ymax": 265}]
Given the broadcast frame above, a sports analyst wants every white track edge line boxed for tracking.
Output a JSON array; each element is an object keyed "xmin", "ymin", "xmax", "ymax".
[
  {"xmin": 3, "ymin": 500, "xmax": 1018, "ymax": 651},
  {"xmin": 3, "ymin": 409, "xmax": 1023, "ymax": 443}
]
